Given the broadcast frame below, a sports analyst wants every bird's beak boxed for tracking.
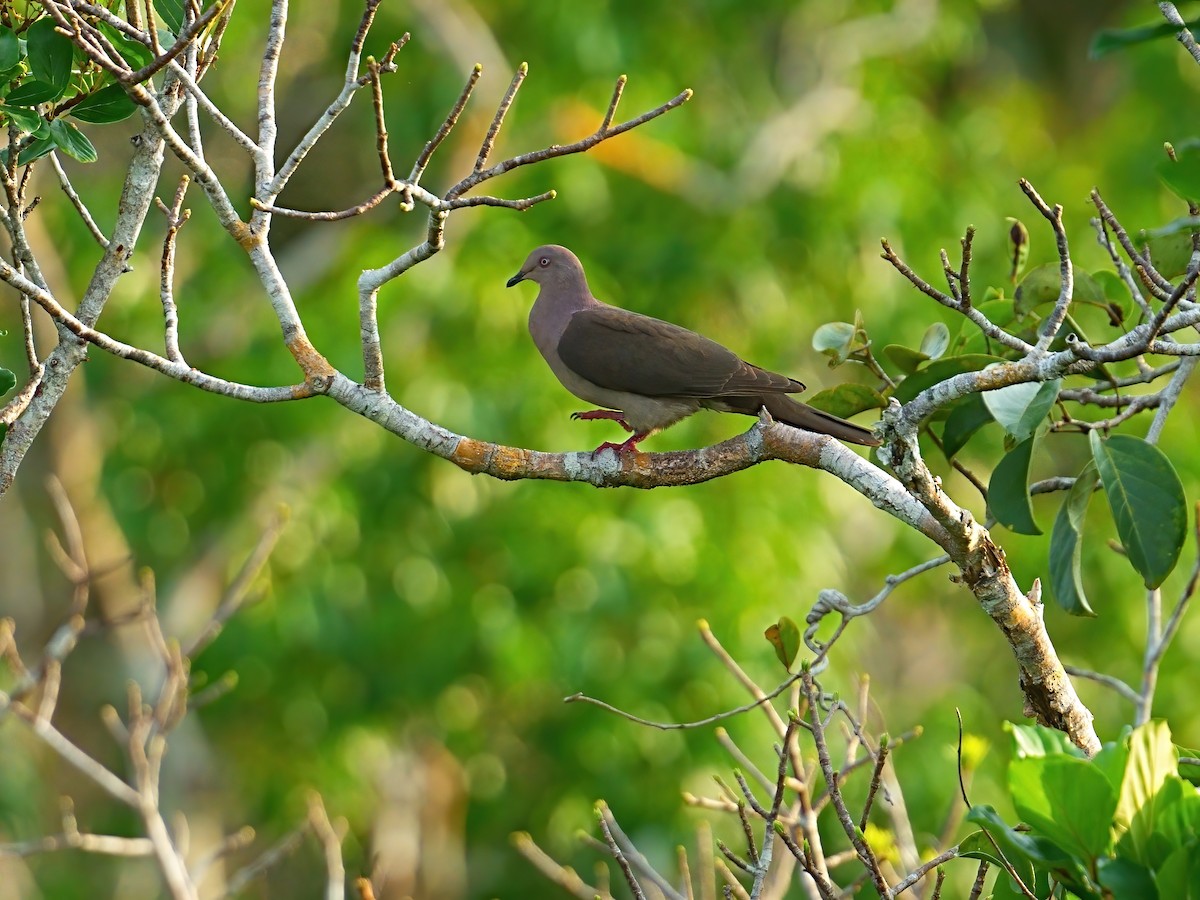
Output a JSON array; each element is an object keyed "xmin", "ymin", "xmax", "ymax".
[{"xmin": 505, "ymin": 270, "xmax": 526, "ymax": 288}]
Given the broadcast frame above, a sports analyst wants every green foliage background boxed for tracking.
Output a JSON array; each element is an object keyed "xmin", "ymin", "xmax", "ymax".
[{"xmin": 3, "ymin": 0, "xmax": 1200, "ymax": 896}]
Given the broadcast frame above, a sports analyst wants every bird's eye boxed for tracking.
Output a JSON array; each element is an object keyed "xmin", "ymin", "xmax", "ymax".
[{"xmin": 538, "ymin": 257, "xmax": 550, "ymax": 268}]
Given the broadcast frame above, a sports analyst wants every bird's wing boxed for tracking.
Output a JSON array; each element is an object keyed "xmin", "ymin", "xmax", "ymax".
[{"xmin": 557, "ymin": 306, "xmax": 803, "ymax": 399}]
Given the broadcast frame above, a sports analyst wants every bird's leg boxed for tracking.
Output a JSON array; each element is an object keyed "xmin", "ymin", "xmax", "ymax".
[
  {"xmin": 570, "ymin": 408, "xmax": 634, "ymax": 433},
  {"xmin": 592, "ymin": 433, "xmax": 647, "ymax": 456}
]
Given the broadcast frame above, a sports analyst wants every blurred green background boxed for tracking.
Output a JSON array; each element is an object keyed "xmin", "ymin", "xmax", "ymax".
[{"xmin": 3, "ymin": 0, "xmax": 1200, "ymax": 896}]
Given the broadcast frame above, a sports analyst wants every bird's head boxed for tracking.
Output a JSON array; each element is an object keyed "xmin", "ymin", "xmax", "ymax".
[{"xmin": 506, "ymin": 244, "xmax": 585, "ymax": 290}]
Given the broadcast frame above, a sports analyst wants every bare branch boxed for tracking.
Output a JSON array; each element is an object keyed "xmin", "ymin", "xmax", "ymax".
[
  {"xmin": 1161, "ymin": 3, "xmax": 1200, "ymax": 65},
  {"xmin": 476, "ymin": 63, "xmax": 528, "ymax": 172},
  {"xmin": 49, "ymin": 153, "xmax": 108, "ymax": 247},
  {"xmin": 412, "ymin": 64, "xmax": 483, "ymax": 182}
]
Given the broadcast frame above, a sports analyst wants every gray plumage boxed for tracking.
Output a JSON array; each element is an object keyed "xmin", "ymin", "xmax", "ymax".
[{"xmin": 506, "ymin": 244, "xmax": 879, "ymax": 453}]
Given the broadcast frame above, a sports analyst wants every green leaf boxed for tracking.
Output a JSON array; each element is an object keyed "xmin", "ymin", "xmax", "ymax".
[
  {"xmin": 1006, "ymin": 217, "xmax": 1030, "ymax": 283},
  {"xmin": 2, "ymin": 105, "xmax": 43, "ymax": 134},
  {"xmin": 1007, "ymin": 722, "xmax": 1086, "ymax": 759},
  {"xmin": 982, "ymin": 378, "xmax": 1060, "ymax": 443},
  {"xmin": 0, "ymin": 26, "xmax": 20, "ymax": 71},
  {"xmin": 812, "ymin": 321, "xmax": 856, "ymax": 366},
  {"xmin": 27, "ymin": 17, "xmax": 73, "ymax": 93},
  {"xmin": 941, "ymin": 393, "xmax": 993, "ymax": 459},
  {"xmin": 804, "ymin": 383, "xmax": 887, "ymax": 418},
  {"xmin": 763, "ymin": 617, "xmax": 800, "ymax": 670},
  {"xmin": 965, "ymin": 804, "xmax": 1079, "ymax": 871},
  {"xmin": 1048, "ymin": 464, "xmax": 1099, "ymax": 617},
  {"xmin": 155, "ymin": 0, "xmax": 187, "ymax": 35},
  {"xmin": 919, "ymin": 322, "xmax": 950, "ymax": 360},
  {"xmin": 0, "ymin": 367, "xmax": 15, "ymax": 395},
  {"xmin": 1091, "ymin": 19, "xmax": 1200, "ymax": 58},
  {"xmin": 49, "ymin": 119, "xmax": 97, "ymax": 163},
  {"xmin": 71, "ymin": 83, "xmax": 138, "ymax": 124},
  {"xmin": 988, "ymin": 430, "xmax": 1043, "ymax": 535},
  {"xmin": 1095, "ymin": 737, "xmax": 1132, "ymax": 795},
  {"xmin": 1152, "ymin": 777, "xmax": 1200, "ymax": 855},
  {"xmin": 883, "ymin": 343, "xmax": 929, "ymax": 375},
  {"xmin": 1158, "ymin": 140, "xmax": 1200, "ymax": 204},
  {"xmin": 1090, "ymin": 433, "xmax": 1187, "ymax": 589},
  {"xmin": 1009, "ymin": 754, "xmax": 1117, "ymax": 860},
  {"xmin": 890, "ymin": 354, "xmax": 1006, "ymax": 405},
  {"xmin": 1115, "ymin": 721, "xmax": 1178, "ymax": 862},
  {"xmin": 5, "ymin": 79, "xmax": 66, "ymax": 106}
]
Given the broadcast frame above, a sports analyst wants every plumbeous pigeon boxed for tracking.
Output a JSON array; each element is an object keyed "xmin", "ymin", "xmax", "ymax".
[{"xmin": 506, "ymin": 245, "xmax": 880, "ymax": 454}]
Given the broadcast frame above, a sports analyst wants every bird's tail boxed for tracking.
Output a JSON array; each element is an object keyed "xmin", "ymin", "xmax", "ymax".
[{"xmin": 762, "ymin": 394, "xmax": 880, "ymax": 446}]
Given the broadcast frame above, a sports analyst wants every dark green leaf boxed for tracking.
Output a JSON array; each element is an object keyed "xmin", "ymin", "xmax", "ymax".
[
  {"xmin": 1158, "ymin": 140, "xmax": 1200, "ymax": 204},
  {"xmin": 1091, "ymin": 19, "xmax": 1200, "ymax": 58},
  {"xmin": 941, "ymin": 393, "xmax": 992, "ymax": 459},
  {"xmin": 883, "ymin": 343, "xmax": 929, "ymax": 375},
  {"xmin": 71, "ymin": 83, "xmax": 138, "ymax": 124},
  {"xmin": 0, "ymin": 26, "xmax": 20, "ymax": 71},
  {"xmin": 956, "ymin": 830, "xmax": 1007, "ymax": 868},
  {"xmin": 1014, "ymin": 263, "xmax": 1063, "ymax": 315},
  {"xmin": 988, "ymin": 431, "xmax": 1043, "ymax": 535},
  {"xmin": 27, "ymin": 17, "xmax": 73, "ymax": 93},
  {"xmin": 890, "ymin": 354, "xmax": 1006, "ymax": 405},
  {"xmin": 1155, "ymin": 841, "xmax": 1200, "ymax": 900},
  {"xmin": 1048, "ymin": 464, "xmax": 1099, "ymax": 617},
  {"xmin": 49, "ymin": 119, "xmax": 97, "ymax": 163},
  {"xmin": 15, "ymin": 136, "xmax": 55, "ymax": 165},
  {"xmin": 1091, "ymin": 270, "xmax": 1130, "ymax": 326},
  {"xmin": 97, "ymin": 23, "xmax": 155, "ymax": 69},
  {"xmin": 982, "ymin": 378, "xmax": 1060, "ymax": 442},
  {"xmin": 1138, "ymin": 227, "xmax": 1195, "ymax": 278},
  {"xmin": 155, "ymin": 0, "xmax": 186, "ymax": 35},
  {"xmin": 0, "ymin": 367, "xmax": 15, "ymax": 395},
  {"xmin": 5, "ymin": 79, "xmax": 66, "ymax": 106},
  {"xmin": 1009, "ymin": 754, "xmax": 1117, "ymax": 860},
  {"xmin": 1096, "ymin": 858, "xmax": 1158, "ymax": 900},
  {"xmin": 1090, "ymin": 433, "xmax": 1187, "ymax": 589},
  {"xmin": 1180, "ymin": 748, "xmax": 1200, "ymax": 787},
  {"xmin": 1015, "ymin": 264, "xmax": 1105, "ymax": 316},
  {"xmin": 1006, "ymin": 217, "xmax": 1029, "ymax": 283},
  {"xmin": 763, "ymin": 617, "xmax": 800, "ymax": 670},
  {"xmin": 804, "ymin": 383, "xmax": 887, "ymax": 418},
  {"xmin": 919, "ymin": 322, "xmax": 950, "ymax": 360}
]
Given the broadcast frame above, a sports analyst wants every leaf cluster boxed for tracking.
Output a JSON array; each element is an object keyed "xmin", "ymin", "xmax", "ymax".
[{"xmin": 963, "ymin": 721, "xmax": 1200, "ymax": 899}]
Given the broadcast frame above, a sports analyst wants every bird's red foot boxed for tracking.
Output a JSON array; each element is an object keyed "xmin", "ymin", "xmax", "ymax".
[
  {"xmin": 592, "ymin": 434, "xmax": 646, "ymax": 456},
  {"xmin": 571, "ymin": 409, "xmax": 633, "ymax": 433}
]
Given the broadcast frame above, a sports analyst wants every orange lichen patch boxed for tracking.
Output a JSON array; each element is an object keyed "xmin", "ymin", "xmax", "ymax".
[
  {"xmin": 285, "ymin": 336, "xmax": 336, "ymax": 379},
  {"xmin": 229, "ymin": 220, "xmax": 260, "ymax": 250},
  {"xmin": 451, "ymin": 438, "xmax": 533, "ymax": 479}
]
